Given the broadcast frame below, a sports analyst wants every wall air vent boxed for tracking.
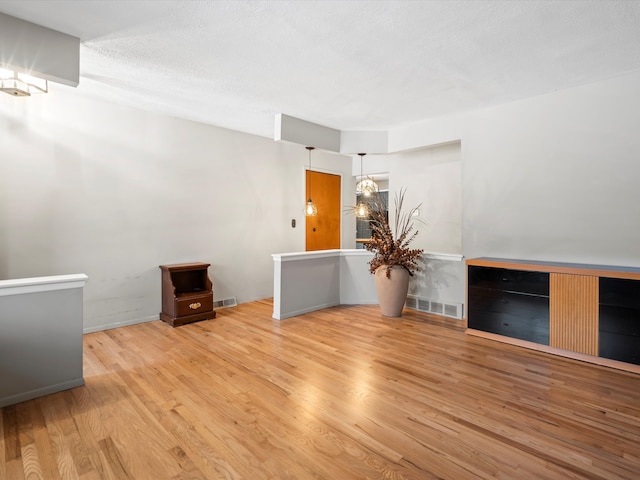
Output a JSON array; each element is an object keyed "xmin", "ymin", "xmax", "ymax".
[
  {"xmin": 405, "ymin": 295, "xmax": 463, "ymax": 320},
  {"xmin": 213, "ymin": 297, "xmax": 237, "ymax": 309}
]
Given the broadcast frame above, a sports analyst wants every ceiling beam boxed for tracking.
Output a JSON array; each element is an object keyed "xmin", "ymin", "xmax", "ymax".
[
  {"xmin": 275, "ymin": 114, "xmax": 341, "ymax": 152},
  {"xmin": 0, "ymin": 12, "xmax": 80, "ymax": 87}
]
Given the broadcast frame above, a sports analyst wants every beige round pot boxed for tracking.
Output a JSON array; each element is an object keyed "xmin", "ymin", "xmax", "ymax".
[{"xmin": 374, "ymin": 265, "xmax": 410, "ymax": 317}]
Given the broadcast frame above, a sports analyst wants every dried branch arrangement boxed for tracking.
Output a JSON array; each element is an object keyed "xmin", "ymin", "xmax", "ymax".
[{"xmin": 364, "ymin": 189, "xmax": 424, "ymax": 277}]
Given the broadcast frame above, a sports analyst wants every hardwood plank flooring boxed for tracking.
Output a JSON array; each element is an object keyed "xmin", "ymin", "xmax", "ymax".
[{"xmin": 2, "ymin": 300, "xmax": 640, "ymax": 479}]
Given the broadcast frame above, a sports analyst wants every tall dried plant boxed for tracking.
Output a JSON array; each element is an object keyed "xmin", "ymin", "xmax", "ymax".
[{"xmin": 364, "ymin": 188, "xmax": 424, "ymax": 277}]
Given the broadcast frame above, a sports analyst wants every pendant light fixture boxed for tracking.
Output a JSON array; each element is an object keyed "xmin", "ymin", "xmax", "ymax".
[
  {"xmin": 355, "ymin": 153, "xmax": 369, "ymax": 218},
  {"xmin": 305, "ymin": 146, "xmax": 317, "ymax": 217},
  {"xmin": 356, "ymin": 202, "xmax": 368, "ymax": 217},
  {"xmin": 355, "ymin": 153, "xmax": 378, "ymax": 197}
]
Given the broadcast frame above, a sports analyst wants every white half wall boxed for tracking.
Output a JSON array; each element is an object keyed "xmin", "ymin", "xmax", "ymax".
[
  {"xmin": 272, "ymin": 249, "xmax": 376, "ymax": 320},
  {"xmin": 272, "ymin": 249, "xmax": 463, "ymax": 320},
  {"xmin": 339, "ymin": 250, "xmax": 377, "ymax": 305},
  {"xmin": 272, "ymin": 250, "xmax": 341, "ymax": 320},
  {"xmin": 0, "ymin": 273, "xmax": 87, "ymax": 407}
]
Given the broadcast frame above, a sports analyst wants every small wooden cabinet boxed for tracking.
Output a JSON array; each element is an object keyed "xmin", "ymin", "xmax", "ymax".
[
  {"xmin": 160, "ymin": 262, "xmax": 216, "ymax": 327},
  {"xmin": 467, "ymin": 258, "xmax": 640, "ymax": 373}
]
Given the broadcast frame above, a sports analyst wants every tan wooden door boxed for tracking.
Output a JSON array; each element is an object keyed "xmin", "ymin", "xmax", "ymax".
[{"xmin": 306, "ymin": 170, "xmax": 341, "ymax": 251}]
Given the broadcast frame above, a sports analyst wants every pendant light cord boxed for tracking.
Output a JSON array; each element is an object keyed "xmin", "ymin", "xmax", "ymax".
[{"xmin": 306, "ymin": 146, "xmax": 315, "ymax": 200}]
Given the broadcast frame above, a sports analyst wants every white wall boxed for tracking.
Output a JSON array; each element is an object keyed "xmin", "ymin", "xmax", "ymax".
[
  {"xmin": 461, "ymin": 70, "xmax": 640, "ymax": 266},
  {"xmin": 351, "ymin": 143, "xmax": 465, "ymax": 307},
  {"xmin": 388, "ymin": 143, "xmax": 462, "ymax": 256},
  {"xmin": 5, "ymin": 68, "xmax": 638, "ymax": 330},
  {"xmin": 385, "ymin": 143, "xmax": 464, "ymax": 306},
  {"xmin": 352, "ymin": 69, "xmax": 640, "ymax": 308},
  {"xmin": 0, "ymin": 84, "xmax": 352, "ymax": 331}
]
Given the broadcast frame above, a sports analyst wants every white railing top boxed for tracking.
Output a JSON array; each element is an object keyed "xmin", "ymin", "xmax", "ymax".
[
  {"xmin": 0, "ymin": 273, "xmax": 89, "ymax": 297},
  {"xmin": 272, "ymin": 249, "xmax": 463, "ymax": 262},
  {"xmin": 423, "ymin": 252, "xmax": 464, "ymax": 262}
]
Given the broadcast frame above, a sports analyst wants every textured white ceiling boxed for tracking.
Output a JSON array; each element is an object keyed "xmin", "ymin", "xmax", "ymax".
[{"xmin": 1, "ymin": 0, "xmax": 640, "ymax": 138}]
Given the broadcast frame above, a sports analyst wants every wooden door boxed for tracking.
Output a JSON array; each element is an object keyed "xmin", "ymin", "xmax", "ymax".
[{"xmin": 306, "ymin": 170, "xmax": 341, "ymax": 251}]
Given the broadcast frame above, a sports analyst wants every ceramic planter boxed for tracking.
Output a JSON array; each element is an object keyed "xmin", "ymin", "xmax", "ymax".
[{"xmin": 374, "ymin": 265, "xmax": 410, "ymax": 317}]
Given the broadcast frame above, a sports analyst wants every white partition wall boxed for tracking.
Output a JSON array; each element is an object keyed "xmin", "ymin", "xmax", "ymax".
[
  {"xmin": 272, "ymin": 250, "xmax": 376, "ymax": 320},
  {"xmin": 0, "ymin": 274, "xmax": 87, "ymax": 407},
  {"xmin": 272, "ymin": 250, "xmax": 341, "ymax": 320},
  {"xmin": 338, "ymin": 250, "xmax": 377, "ymax": 305}
]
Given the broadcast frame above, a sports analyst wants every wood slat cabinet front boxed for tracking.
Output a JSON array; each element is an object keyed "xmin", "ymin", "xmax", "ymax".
[
  {"xmin": 467, "ymin": 258, "xmax": 640, "ymax": 373},
  {"xmin": 160, "ymin": 262, "xmax": 216, "ymax": 327},
  {"xmin": 549, "ymin": 273, "xmax": 598, "ymax": 356}
]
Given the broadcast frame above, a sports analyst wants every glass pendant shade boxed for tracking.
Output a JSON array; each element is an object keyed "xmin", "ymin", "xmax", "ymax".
[
  {"xmin": 356, "ymin": 177, "xmax": 378, "ymax": 197},
  {"xmin": 0, "ymin": 68, "xmax": 48, "ymax": 96},
  {"xmin": 355, "ymin": 153, "xmax": 378, "ymax": 197},
  {"xmin": 356, "ymin": 202, "xmax": 368, "ymax": 218},
  {"xmin": 305, "ymin": 146, "xmax": 317, "ymax": 216},
  {"xmin": 306, "ymin": 198, "xmax": 318, "ymax": 216}
]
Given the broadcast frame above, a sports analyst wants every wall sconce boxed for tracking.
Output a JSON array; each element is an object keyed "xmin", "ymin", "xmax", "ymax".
[{"xmin": 0, "ymin": 68, "xmax": 48, "ymax": 96}]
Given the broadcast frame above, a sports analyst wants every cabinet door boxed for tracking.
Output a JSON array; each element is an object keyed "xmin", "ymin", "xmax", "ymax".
[
  {"xmin": 599, "ymin": 277, "xmax": 640, "ymax": 365},
  {"xmin": 549, "ymin": 273, "xmax": 598, "ymax": 355},
  {"xmin": 468, "ymin": 288, "xmax": 550, "ymax": 343},
  {"xmin": 468, "ymin": 266, "xmax": 550, "ymax": 344}
]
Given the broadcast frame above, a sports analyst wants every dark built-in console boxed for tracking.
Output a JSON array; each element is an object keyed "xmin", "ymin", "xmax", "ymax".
[{"xmin": 467, "ymin": 258, "xmax": 640, "ymax": 373}]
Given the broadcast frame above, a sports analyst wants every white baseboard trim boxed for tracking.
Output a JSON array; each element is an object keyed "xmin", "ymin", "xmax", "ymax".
[
  {"xmin": 341, "ymin": 299, "xmax": 378, "ymax": 305},
  {"xmin": 83, "ymin": 314, "xmax": 160, "ymax": 334},
  {"xmin": 273, "ymin": 302, "xmax": 339, "ymax": 320},
  {"xmin": 0, "ymin": 378, "xmax": 85, "ymax": 408}
]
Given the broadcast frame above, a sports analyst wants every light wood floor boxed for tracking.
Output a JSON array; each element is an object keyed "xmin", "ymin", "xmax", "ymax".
[{"xmin": 2, "ymin": 300, "xmax": 640, "ymax": 479}]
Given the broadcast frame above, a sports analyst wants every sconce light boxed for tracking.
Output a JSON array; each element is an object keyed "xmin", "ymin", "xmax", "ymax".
[
  {"xmin": 305, "ymin": 146, "xmax": 317, "ymax": 217},
  {"xmin": 355, "ymin": 153, "xmax": 378, "ymax": 197},
  {"xmin": 0, "ymin": 68, "xmax": 48, "ymax": 96}
]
